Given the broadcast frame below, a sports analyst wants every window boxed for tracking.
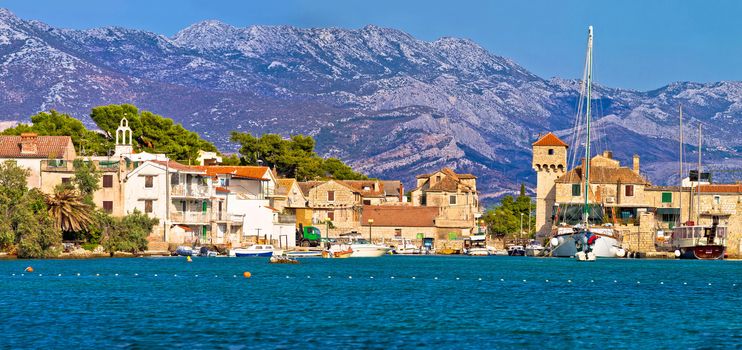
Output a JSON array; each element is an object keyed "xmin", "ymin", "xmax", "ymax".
[
  {"xmin": 449, "ymin": 195, "xmax": 457, "ymax": 205},
  {"xmin": 61, "ymin": 177, "xmax": 71, "ymax": 184},
  {"xmin": 548, "ymin": 148, "xmax": 554, "ymax": 155},
  {"xmin": 435, "ymin": 175, "xmax": 441, "ymax": 183},
  {"xmin": 103, "ymin": 175, "xmax": 113, "ymax": 188},
  {"xmin": 170, "ymin": 173, "xmax": 179, "ymax": 185},
  {"xmin": 420, "ymin": 194, "xmax": 427, "ymax": 205},
  {"xmin": 625, "ymin": 185, "xmax": 634, "ymax": 197},
  {"xmin": 572, "ymin": 184, "xmax": 581, "ymax": 196},
  {"xmin": 144, "ymin": 200, "xmax": 153, "ymax": 213},
  {"xmin": 103, "ymin": 201, "xmax": 113, "ymax": 213},
  {"xmin": 145, "ymin": 175, "xmax": 154, "ymax": 188},
  {"xmin": 661, "ymin": 192, "xmax": 672, "ymax": 203},
  {"xmin": 394, "ymin": 229, "xmax": 402, "ymax": 237},
  {"xmin": 327, "ymin": 211, "xmax": 335, "ymax": 221},
  {"xmin": 327, "ymin": 191, "xmax": 335, "ymax": 202},
  {"xmin": 363, "ymin": 199, "xmax": 371, "ymax": 205},
  {"xmin": 714, "ymin": 195, "xmax": 721, "ymax": 205}
]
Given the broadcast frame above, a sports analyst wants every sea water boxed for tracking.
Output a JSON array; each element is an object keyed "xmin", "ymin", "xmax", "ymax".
[{"xmin": 0, "ymin": 256, "xmax": 740, "ymax": 349}]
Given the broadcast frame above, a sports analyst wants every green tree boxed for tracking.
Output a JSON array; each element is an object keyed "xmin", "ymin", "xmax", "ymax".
[
  {"xmin": 100, "ymin": 210, "xmax": 157, "ymax": 255},
  {"xmin": 0, "ymin": 161, "xmax": 30, "ymax": 251},
  {"xmin": 1, "ymin": 110, "xmax": 113, "ymax": 155},
  {"xmin": 230, "ymin": 132, "xmax": 367, "ymax": 181},
  {"xmin": 90, "ymin": 104, "xmax": 218, "ymax": 162},
  {"xmin": 15, "ymin": 189, "xmax": 61, "ymax": 259},
  {"xmin": 72, "ymin": 159, "xmax": 101, "ymax": 202},
  {"xmin": 45, "ymin": 187, "xmax": 95, "ymax": 233},
  {"xmin": 482, "ymin": 193, "xmax": 536, "ymax": 240}
]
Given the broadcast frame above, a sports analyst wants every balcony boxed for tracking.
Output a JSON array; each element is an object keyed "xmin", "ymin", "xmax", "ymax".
[
  {"xmin": 171, "ymin": 184, "xmax": 210, "ymax": 198},
  {"xmin": 215, "ymin": 213, "xmax": 245, "ymax": 224},
  {"xmin": 170, "ymin": 211, "xmax": 210, "ymax": 224}
]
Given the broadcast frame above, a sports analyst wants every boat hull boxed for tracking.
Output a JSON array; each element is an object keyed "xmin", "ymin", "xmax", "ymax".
[
  {"xmin": 350, "ymin": 246, "xmax": 390, "ymax": 257},
  {"xmin": 234, "ymin": 252, "xmax": 273, "ymax": 257},
  {"xmin": 525, "ymin": 248, "xmax": 544, "ymax": 257},
  {"xmin": 550, "ymin": 234, "xmax": 621, "ymax": 258},
  {"xmin": 285, "ymin": 251, "xmax": 322, "ymax": 258},
  {"xmin": 680, "ymin": 245, "xmax": 725, "ymax": 260}
]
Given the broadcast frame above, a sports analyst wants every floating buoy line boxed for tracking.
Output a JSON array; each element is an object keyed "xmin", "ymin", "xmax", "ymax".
[{"xmin": 4, "ymin": 272, "xmax": 738, "ymax": 287}]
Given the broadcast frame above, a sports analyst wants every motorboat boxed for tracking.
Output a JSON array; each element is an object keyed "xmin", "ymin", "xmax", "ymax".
[
  {"xmin": 323, "ymin": 247, "xmax": 353, "ymax": 258},
  {"xmin": 175, "ymin": 246, "xmax": 195, "ymax": 256},
  {"xmin": 463, "ymin": 234, "xmax": 490, "ymax": 256},
  {"xmin": 548, "ymin": 225, "xmax": 624, "ymax": 258},
  {"xmin": 392, "ymin": 238, "xmax": 420, "ymax": 255},
  {"xmin": 524, "ymin": 240, "xmax": 545, "ymax": 257},
  {"xmin": 229, "ymin": 245, "xmax": 276, "ymax": 257},
  {"xmin": 285, "ymin": 250, "xmax": 323, "ymax": 258},
  {"xmin": 336, "ymin": 233, "xmax": 390, "ymax": 257},
  {"xmin": 507, "ymin": 245, "xmax": 525, "ymax": 256}
]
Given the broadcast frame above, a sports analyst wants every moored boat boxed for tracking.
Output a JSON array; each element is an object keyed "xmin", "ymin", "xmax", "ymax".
[
  {"xmin": 524, "ymin": 240, "xmax": 545, "ymax": 257},
  {"xmin": 229, "ymin": 245, "xmax": 275, "ymax": 257},
  {"xmin": 507, "ymin": 245, "xmax": 525, "ymax": 256},
  {"xmin": 672, "ymin": 220, "xmax": 727, "ymax": 260},
  {"xmin": 285, "ymin": 251, "xmax": 323, "ymax": 258},
  {"xmin": 463, "ymin": 234, "xmax": 490, "ymax": 256}
]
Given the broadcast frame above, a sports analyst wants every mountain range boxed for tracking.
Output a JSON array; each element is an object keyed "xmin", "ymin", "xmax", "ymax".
[{"xmin": 1, "ymin": 8, "xmax": 740, "ymax": 202}]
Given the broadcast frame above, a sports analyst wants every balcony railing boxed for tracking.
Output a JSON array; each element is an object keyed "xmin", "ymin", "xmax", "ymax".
[
  {"xmin": 171, "ymin": 184, "xmax": 210, "ymax": 198},
  {"xmin": 170, "ymin": 211, "xmax": 210, "ymax": 223}
]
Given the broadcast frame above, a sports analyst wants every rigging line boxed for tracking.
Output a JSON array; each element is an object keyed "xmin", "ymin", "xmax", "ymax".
[{"xmin": 568, "ymin": 44, "xmax": 590, "ymax": 172}]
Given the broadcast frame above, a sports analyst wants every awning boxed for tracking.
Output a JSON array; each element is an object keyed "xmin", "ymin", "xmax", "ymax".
[{"xmin": 656, "ymin": 208, "xmax": 680, "ymax": 215}]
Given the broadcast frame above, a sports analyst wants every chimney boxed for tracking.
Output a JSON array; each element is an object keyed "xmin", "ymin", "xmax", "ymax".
[
  {"xmin": 633, "ymin": 154, "xmax": 640, "ymax": 174},
  {"xmin": 373, "ymin": 181, "xmax": 379, "ymax": 192},
  {"xmin": 602, "ymin": 150, "xmax": 612, "ymax": 159},
  {"xmin": 20, "ymin": 133, "xmax": 38, "ymax": 154}
]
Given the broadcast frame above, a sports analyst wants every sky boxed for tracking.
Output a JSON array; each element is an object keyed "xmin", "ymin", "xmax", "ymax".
[{"xmin": 3, "ymin": 0, "xmax": 741, "ymax": 91}]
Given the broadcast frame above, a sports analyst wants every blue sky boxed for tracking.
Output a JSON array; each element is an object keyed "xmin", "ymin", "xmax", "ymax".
[{"xmin": 4, "ymin": 0, "xmax": 741, "ymax": 90}]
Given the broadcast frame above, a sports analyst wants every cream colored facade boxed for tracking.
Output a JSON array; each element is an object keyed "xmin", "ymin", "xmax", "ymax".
[
  {"xmin": 303, "ymin": 180, "xmax": 361, "ymax": 233},
  {"xmin": 409, "ymin": 168, "xmax": 480, "ymax": 235}
]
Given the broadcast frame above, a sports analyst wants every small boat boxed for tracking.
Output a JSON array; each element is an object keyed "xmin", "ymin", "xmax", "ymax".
[
  {"xmin": 507, "ymin": 245, "xmax": 525, "ymax": 256},
  {"xmin": 175, "ymin": 246, "xmax": 195, "ymax": 256},
  {"xmin": 393, "ymin": 238, "xmax": 421, "ymax": 255},
  {"xmin": 463, "ymin": 234, "xmax": 490, "ymax": 256},
  {"xmin": 336, "ymin": 233, "xmax": 390, "ymax": 257},
  {"xmin": 198, "ymin": 246, "xmax": 218, "ymax": 257},
  {"xmin": 229, "ymin": 245, "xmax": 275, "ymax": 257},
  {"xmin": 525, "ymin": 240, "xmax": 545, "ymax": 257},
  {"xmin": 672, "ymin": 220, "xmax": 727, "ymax": 260},
  {"xmin": 269, "ymin": 255, "xmax": 299, "ymax": 264},
  {"xmin": 285, "ymin": 251, "xmax": 323, "ymax": 258},
  {"xmin": 437, "ymin": 248, "xmax": 459, "ymax": 255}
]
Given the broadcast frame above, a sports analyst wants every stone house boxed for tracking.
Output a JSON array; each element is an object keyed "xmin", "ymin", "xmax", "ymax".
[
  {"xmin": 0, "ymin": 133, "xmax": 76, "ymax": 188},
  {"xmin": 409, "ymin": 167, "xmax": 480, "ymax": 238},
  {"xmin": 299, "ymin": 180, "xmax": 362, "ymax": 233},
  {"xmin": 273, "ymin": 178, "xmax": 307, "ymax": 212},
  {"xmin": 359, "ymin": 205, "xmax": 440, "ymax": 240}
]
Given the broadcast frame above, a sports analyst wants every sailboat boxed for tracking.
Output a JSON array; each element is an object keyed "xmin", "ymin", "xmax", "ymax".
[
  {"xmin": 547, "ymin": 26, "xmax": 621, "ymax": 260},
  {"xmin": 670, "ymin": 123, "xmax": 728, "ymax": 259}
]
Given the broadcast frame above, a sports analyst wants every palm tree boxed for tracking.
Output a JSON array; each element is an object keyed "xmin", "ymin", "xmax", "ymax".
[{"xmin": 45, "ymin": 188, "xmax": 95, "ymax": 233}]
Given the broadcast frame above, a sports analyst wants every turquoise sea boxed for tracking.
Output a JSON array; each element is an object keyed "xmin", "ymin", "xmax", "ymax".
[{"xmin": 1, "ymin": 256, "xmax": 740, "ymax": 349}]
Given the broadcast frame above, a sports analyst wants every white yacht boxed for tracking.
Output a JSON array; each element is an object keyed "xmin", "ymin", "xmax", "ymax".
[
  {"xmin": 524, "ymin": 240, "xmax": 545, "ymax": 257},
  {"xmin": 229, "ymin": 245, "xmax": 277, "ymax": 257},
  {"xmin": 549, "ymin": 225, "xmax": 624, "ymax": 258},
  {"xmin": 393, "ymin": 238, "xmax": 421, "ymax": 255}
]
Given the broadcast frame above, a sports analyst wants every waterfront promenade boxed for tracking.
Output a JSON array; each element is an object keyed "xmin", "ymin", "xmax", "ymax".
[{"xmin": 2, "ymin": 256, "xmax": 740, "ymax": 348}]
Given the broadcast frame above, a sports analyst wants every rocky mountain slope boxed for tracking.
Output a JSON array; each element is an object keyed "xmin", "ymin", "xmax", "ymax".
[{"xmin": 1, "ymin": 8, "xmax": 740, "ymax": 201}]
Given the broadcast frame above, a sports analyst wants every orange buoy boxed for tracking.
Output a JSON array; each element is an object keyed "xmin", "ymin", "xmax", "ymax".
[
  {"xmin": 24, "ymin": 266, "xmax": 33, "ymax": 273},
  {"xmin": 243, "ymin": 271, "xmax": 251, "ymax": 278}
]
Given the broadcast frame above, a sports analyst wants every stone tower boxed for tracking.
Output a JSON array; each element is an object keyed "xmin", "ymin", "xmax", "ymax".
[
  {"xmin": 532, "ymin": 132, "xmax": 568, "ymax": 237},
  {"xmin": 114, "ymin": 117, "xmax": 133, "ymax": 156}
]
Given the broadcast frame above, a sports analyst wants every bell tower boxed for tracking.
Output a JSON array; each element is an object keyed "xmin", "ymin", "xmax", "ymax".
[
  {"xmin": 114, "ymin": 117, "xmax": 133, "ymax": 156},
  {"xmin": 532, "ymin": 132, "xmax": 568, "ymax": 237}
]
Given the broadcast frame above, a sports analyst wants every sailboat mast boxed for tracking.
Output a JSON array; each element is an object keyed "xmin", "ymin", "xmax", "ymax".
[
  {"xmin": 696, "ymin": 123, "xmax": 702, "ymax": 224},
  {"xmin": 583, "ymin": 26, "xmax": 594, "ymax": 227},
  {"xmin": 679, "ymin": 105, "xmax": 683, "ymax": 226}
]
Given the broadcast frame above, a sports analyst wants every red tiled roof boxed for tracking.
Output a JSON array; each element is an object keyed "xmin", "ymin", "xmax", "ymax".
[
  {"xmin": 216, "ymin": 186, "xmax": 230, "ymax": 193},
  {"xmin": 699, "ymin": 184, "xmax": 742, "ymax": 193},
  {"xmin": 150, "ymin": 160, "xmax": 203, "ymax": 172},
  {"xmin": 532, "ymin": 132, "xmax": 569, "ymax": 147},
  {"xmin": 341, "ymin": 180, "xmax": 385, "ymax": 197},
  {"xmin": 360, "ymin": 205, "xmax": 440, "ymax": 227},
  {"xmin": 193, "ymin": 165, "xmax": 270, "ymax": 180},
  {"xmin": 0, "ymin": 135, "xmax": 73, "ymax": 158},
  {"xmin": 275, "ymin": 178, "xmax": 296, "ymax": 196},
  {"xmin": 175, "ymin": 224, "xmax": 193, "ymax": 232},
  {"xmin": 556, "ymin": 165, "xmax": 649, "ymax": 185}
]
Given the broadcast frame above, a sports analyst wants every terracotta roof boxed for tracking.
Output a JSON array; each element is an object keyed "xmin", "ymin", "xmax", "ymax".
[
  {"xmin": 341, "ymin": 180, "xmax": 385, "ymax": 197},
  {"xmin": 416, "ymin": 167, "xmax": 476, "ymax": 180},
  {"xmin": 275, "ymin": 178, "xmax": 296, "ymax": 196},
  {"xmin": 150, "ymin": 160, "xmax": 203, "ymax": 173},
  {"xmin": 556, "ymin": 165, "xmax": 650, "ymax": 185},
  {"xmin": 215, "ymin": 186, "xmax": 230, "ymax": 193},
  {"xmin": 699, "ymin": 184, "xmax": 742, "ymax": 193},
  {"xmin": 297, "ymin": 181, "xmax": 324, "ymax": 197},
  {"xmin": 175, "ymin": 224, "xmax": 192, "ymax": 232},
  {"xmin": 381, "ymin": 180, "xmax": 403, "ymax": 197},
  {"xmin": 532, "ymin": 132, "xmax": 569, "ymax": 147},
  {"xmin": 0, "ymin": 135, "xmax": 73, "ymax": 158},
  {"xmin": 193, "ymin": 165, "xmax": 270, "ymax": 180},
  {"xmin": 360, "ymin": 205, "xmax": 440, "ymax": 227}
]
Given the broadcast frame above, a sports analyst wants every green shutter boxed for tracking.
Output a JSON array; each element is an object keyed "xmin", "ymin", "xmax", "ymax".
[
  {"xmin": 661, "ymin": 192, "xmax": 672, "ymax": 203},
  {"xmin": 448, "ymin": 232, "xmax": 457, "ymax": 240},
  {"xmin": 416, "ymin": 233, "xmax": 424, "ymax": 239},
  {"xmin": 202, "ymin": 201, "xmax": 207, "ymax": 212},
  {"xmin": 572, "ymin": 184, "xmax": 581, "ymax": 196}
]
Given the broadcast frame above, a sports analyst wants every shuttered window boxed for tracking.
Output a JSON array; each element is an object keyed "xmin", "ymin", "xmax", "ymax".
[
  {"xmin": 661, "ymin": 192, "xmax": 672, "ymax": 203},
  {"xmin": 103, "ymin": 175, "xmax": 113, "ymax": 188},
  {"xmin": 145, "ymin": 175, "xmax": 154, "ymax": 188},
  {"xmin": 625, "ymin": 185, "xmax": 634, "ymax": 197},
  {"xmin": 144, "ymin": 200, "xmax": 153, "ymax": 213},
  {"xmin": 327, "ymin": 191, "xmax": 335, "ymax": 201},
  {"xmin": 572, "ymin": 184, "xmax": 581, "ymax": 196},
  {"xmin": 103, "ymin": 201, "xmax": 113, "ymax": 213}
]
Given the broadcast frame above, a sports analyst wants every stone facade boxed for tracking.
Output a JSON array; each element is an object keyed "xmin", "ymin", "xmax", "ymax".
[
  {"xmin": 531, "ymin": 133, "xmax": 568, "ymax": 236},
  {"xmin": 302, "ymin": 180, "xmax": 361, "ymax": 233}
]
